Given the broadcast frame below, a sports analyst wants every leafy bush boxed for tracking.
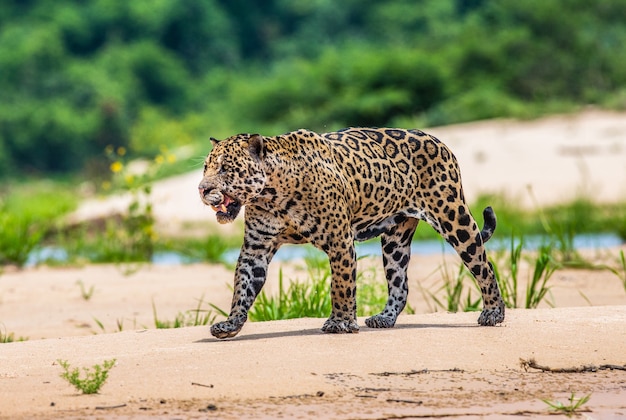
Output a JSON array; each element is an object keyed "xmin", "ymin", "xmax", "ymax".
[
  {"xmin": 4, "ymin": 0, "xmax": 626, "ymax": 178},
  {"xmin": 58, "ymin": 359, "xmax": 116, "ymax": 395},
  {"xmin": 235, "ymin": 45, "xmax": 445, "ymax": 130}
]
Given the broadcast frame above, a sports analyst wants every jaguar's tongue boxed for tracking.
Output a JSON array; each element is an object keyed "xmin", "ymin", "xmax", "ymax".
[{"xmin": 212, "ymin": 194, "xmax": 233, "ymax": 213}]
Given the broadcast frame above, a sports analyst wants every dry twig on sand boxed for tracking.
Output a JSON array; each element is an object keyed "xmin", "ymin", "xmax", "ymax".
[{"xmin": 520, "ymin": 358, "xmax": 626, "ymax": 373}]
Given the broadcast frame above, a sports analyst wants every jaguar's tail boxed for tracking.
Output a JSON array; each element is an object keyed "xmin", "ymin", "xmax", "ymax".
[{"xmin": 480, "ymin": 206, "xmax": 497, "ymax": 243}]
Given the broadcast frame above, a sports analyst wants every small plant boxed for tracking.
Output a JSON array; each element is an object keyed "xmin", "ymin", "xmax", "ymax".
[
  {"xmin": 419, "ymin": 253, "xmax": 481, "ymax": 314},
  {"xmin": 92, "ymin": 317, "xmax": 106, "ymax": 333},
  {"xmin": 247, "ymin": 252, "xmax": 333, "ymax": 321},
  {"xmin": 76, "ymin": 280, "xmax": 95, "ymax": 301},
  {"xmin": 152, "ymin": 297, "xmax": 218, "ymax": 328},
  {"xmin": 357, "ymin": 264, "xmax": 389, "ymax": 316},
  {"xmin": 608, "ymin": 250, "xmax": 626, "ymax": 293},
  {"xmin": 421, "ymin": 236, "xmax": 557, "ymax": 314},
  {"xmin": 249, "ymin": 267, "xmax": 332, "ymax": 321},
  {"xmin": 491, "ymin": 237, "xmax": 523, "ymax": 309},
  {"xmin": 0, "ymin": 326, "xmax": 27, "ymax": 343},
  {"xmin": 0, "ymin": 330, "xmax": 15, "ymax": 343},
  {"xmin": 243, "ymin": 252, "xmax": 414, "ymax": 322},
  {"xmin": 91, "ymin": 317, "xmax": 127, "ymax": 334},
  {"xmin": 490, "ymin": 238, "xmax": 557, "ymax": 309},
  {"xmin": 57, "ymin": 359, "xmax": 116, "ymax": 394},
  {"xmin": 427, "ymin": 262, "xmax": 480, "ymax": 313},
  {"xmin": 525, "ymin": 245, "xmax": 558, "ymax": 308},
  {"xmin": 116, "ymin": 318, "xmax": 127, "ymax": 332},
  {"xmin": 542, "ymin": 392, "xmax": 591, "ymax": 417}
]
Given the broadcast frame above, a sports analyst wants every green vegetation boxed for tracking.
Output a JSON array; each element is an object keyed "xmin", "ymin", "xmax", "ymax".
[
  {"xmin": 0, "ymin": 325, "xmax": 27, "ymax": 343},
  {"xmin": 91, "ymin": 317, "xmax": 126, "ymax": 334},
  {"xmin": 608, "ymin": 250, "xmax": 626, "ymax": 293},
  {"xmin": 486, "ymin": 195, "xmax": 626, "ymax": 243},
  {"xmin": 424, "ymin": 238, "xmax": 570, "ymax": 314},
  {"xmin": 490, "ymin": 241, "xmax": 559, "ymax": 310},
  {"xmin": 0, "ymin": 213, "xmax": 44, "ymax": 267},
  {"xmin": 169, "ymin": 233, "xmax": 243, "ymax": 266},
  {"xmin": 491, "ymin": 241, "xmax": 523, "ymax": 309},
  {"xmin": 524, "ymin": 248, "xmax": 558, "ymax": 309},
  {"xmin": 57, "ymin": 359, "xmax": 116, "ymax": 395},
  {"xmin": 424, "ymin": 263, "xmax": 481, "ymax": 313},
  {"xmin": 2, "ymin": 1, "xmax": 626, "ymax": 179},
  {"xmin": 76, "ymin": 280, "xmax": 95, "ymax": 301},
  {"xmin": 1, "ymin": 1, "xmax": 625, "ymax": 269},
  {"xmin": 152, "ymin": 297, "xmax": 218, "ymax": 329},
  {"xmin": 243, "ymin": 254, "xmax": 414, "ymax": 322},
  {"xmin": 1, "ymin": 177, "xmax": 624, "ymax": 269},
  {"xmin": 0, "ymin": 180, "xmax": 77, "ymax": 266},
  {"xmin": 249, "ymin": 266, "xmax": 331, "ymax": 322},
  {"xmin": 542, "ymin": 393, "xmax": 591, "ymax": 417},
  {"xmin": 247, "ymin": 254, "xmax": 331, "ymax": 321}
]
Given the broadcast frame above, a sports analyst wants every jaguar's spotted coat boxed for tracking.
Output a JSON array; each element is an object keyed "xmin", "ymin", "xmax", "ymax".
[{"xmin": 198, "ymin": 128, "xmax": 504, "ymax": 338}]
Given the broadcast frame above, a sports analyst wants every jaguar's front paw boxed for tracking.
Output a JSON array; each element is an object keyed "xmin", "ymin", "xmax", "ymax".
[
  {"xmin": 477, "ymin": 304, "xmax": 505, "ymax": 326},
  {"xmin": 321, "ymin": 317, "xmax": 359, "ymax": 334},
  {"xmin": 365, "ymin": 313, "xmax": 396, "ymax": 328},
  {"xmin": 210, "ymin": 319, "xmax": 243, "ymax": 339}
]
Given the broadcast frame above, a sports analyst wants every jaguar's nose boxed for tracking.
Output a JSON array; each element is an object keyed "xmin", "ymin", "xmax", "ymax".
[{"xmin": 198, "ymin": 185, "xmax": 209, "ymax": 198}]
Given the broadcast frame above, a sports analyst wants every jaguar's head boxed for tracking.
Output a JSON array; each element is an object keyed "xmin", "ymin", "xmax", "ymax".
[{"xmin": 198, "ymin": 133, "xmax": 266, "ymax": 224}]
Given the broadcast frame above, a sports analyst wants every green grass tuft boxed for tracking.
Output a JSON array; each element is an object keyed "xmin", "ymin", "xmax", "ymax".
[
  {"xmin": 0, "ymin": 325, "xmax": 28, "ymax": 343},
  {"xmin": 542, "ymin": 392, "xmax": 591, "ymax": 416},
  {"xmin": 152, "ymin": 296, "xmax": 218, "ymax": 329},
  {"xmin": 249, "ymin": 267, "xmax": 331, "ymax": 322}
]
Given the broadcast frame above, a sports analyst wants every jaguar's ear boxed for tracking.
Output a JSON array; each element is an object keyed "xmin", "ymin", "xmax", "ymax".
[
  {"xmin": 210, "ymin": 137, "xmax": 220, "ymax": 149},
  {"xmin": 248, "ymin": 134, "xmax": 265, "ymax": 161}
]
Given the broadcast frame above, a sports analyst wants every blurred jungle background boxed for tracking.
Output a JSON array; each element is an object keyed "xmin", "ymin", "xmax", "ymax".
[{"xmin": 1, "ymin": 0, "xmax": 626, "ymax": 268}]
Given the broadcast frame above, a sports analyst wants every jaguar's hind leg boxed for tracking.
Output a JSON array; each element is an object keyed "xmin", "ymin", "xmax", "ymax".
[
  {"xmin": 365, "ymin": 217, "xmax": 419, "ymax": 328},
  {"xmin": 437, "ymin": 205, "xmax": 505, "ymax": 326}
]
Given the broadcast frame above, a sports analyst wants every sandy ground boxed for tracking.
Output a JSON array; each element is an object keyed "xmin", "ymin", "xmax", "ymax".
[
  {"xmin": 2, "ymin": 110, "xmax": 626, "ymax": 418},
  {"xmin": 1, "ymin": 299, "xmax": 626, "ymax": 419},
  {"xmin": 2, "ymin": 251, "xmax": 626, "ymax": 419}
]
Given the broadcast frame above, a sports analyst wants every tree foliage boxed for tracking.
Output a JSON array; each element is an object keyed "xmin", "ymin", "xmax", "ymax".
[{"xmin": 1, "ymin": 0, "xmax": 625, "ymax": 177}]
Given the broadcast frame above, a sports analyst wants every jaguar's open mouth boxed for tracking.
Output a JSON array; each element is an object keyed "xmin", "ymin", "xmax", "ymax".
[{"xmin": 201, "ymin": 189, "xmax": 242, "ymax": 223}]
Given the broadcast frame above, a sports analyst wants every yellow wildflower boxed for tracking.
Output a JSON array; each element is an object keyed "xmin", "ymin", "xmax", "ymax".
[
  {"xmin": 110, "ymin": 161, "xmax": 123, "ymax": 173},
  {"xmin": 117, "ymin": 146, "xmax": 126, "ymax": 156}
]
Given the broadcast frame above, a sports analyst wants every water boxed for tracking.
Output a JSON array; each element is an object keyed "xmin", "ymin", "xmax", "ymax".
[
  {"xmin": 24, "ymin": 248, "xmax": 198, "ymax": 267},
  {"xmin": 25, "ymin": 233, "xmax": 623, "ymax": 267},
  {"xmin": 220, "ymin": 233, "xmax": 623, "ymax": 265}
]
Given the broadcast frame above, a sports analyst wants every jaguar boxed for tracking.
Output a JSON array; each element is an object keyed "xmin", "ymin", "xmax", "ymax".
[{"xmin": 198, "ymin": 127, "xmax": 505, "ymax": 338}]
